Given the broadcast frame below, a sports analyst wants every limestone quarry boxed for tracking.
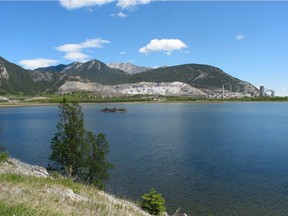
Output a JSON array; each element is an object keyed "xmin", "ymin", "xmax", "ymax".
[{"xmin": 58, "ymin": 81, "xmax": 207, "ymax": 97}]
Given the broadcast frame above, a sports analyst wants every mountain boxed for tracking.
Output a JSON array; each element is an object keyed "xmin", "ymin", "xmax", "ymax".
[
  {"xmin": 0, "ymin": 56, "xmax": 259, "ymax": 97},
  {"xmin": 126, "ymin": 64, "xmax": 258, "ymax": 95},
  {"xmin": 36, "ymin": 60, "xmax": 128, "ymax": 85},
  {"xmin": 107, "ymin": 62, "xmax": 151, "ymax": 74},
  {"xmin": 0, "ymin": 56, "xmax": 55, "ymax": 94},
  {"xmin": 59, "ymin": 60, "xmax": 128, "ymax": 84},
  {"xmin": 36, "ymin": 64, "xmax": 70, "ymax": 72},
  {"xmin": 0, "ymin": 57, "xmax": 9, "ymax": 83}
]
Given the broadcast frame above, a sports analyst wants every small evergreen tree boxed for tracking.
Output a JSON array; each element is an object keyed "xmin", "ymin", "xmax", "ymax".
[
  {"xmin": 0, "ymin": 137, "xmax": 8, "ymax": 163},
  {"xmin": 85, "ymin": 132, "xmax": 113, "ymax": 189},
  {"xmin": 140, "ymin": 188, "xmax": 166, "ymax": 216},
  {"xmin": 50, "ymin": 97, "xmax": 87, "ymax": 178},
  {"xmin": 0, "ymin": 128, "xmax": 8, "ymax": 163},
  {"xmin": 50, "ymin": 98, "xmax": 112, "ymax": 188}
]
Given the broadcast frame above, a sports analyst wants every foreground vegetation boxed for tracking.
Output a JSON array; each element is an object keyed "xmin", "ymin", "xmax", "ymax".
[
  {"xmin": 140, "ymin": 189, "xmax": 166, "ymax": 215},
  {"xmin": 0, "ymin": 145, "xmax": 8, "ymax": 163},
  {"xmin": 50, "ymin": 98, "xmax": 113, "ymax": 189},
  {"xmin": 0, "ymin": 164, "xmax": 150, "ymax": 216}
]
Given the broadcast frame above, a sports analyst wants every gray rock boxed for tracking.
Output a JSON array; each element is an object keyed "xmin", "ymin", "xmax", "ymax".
[{"xmin": 1, "ymin": 158, "xmax": 50, "ymax": 178}]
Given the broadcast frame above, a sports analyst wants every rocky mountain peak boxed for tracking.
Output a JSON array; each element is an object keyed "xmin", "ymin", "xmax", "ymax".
[
  {"xmin": 0, "ymin": 60, "xmax": 9, "ymax": 82},
  {"xmin": 107, "ymin": 62, "xmax": 151, "ymax": 74},
  {"xmin": 65, "ymin": 59, "xmax": 109, "ymax": 72}
]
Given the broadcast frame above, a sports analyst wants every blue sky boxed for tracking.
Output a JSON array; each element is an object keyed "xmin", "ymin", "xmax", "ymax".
[{"xmin": 0, "ymin": 1, "xmax": 288, "ymax": 95}]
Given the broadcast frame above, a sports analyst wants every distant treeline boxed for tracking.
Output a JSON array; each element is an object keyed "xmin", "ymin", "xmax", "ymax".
[
  {"xmin": 166, "ymin": 96, "xmax": 288, "ymax": 102},
  {"xmin": 1, "ymin": 92, "xmax": 288, "ymax": 104}
]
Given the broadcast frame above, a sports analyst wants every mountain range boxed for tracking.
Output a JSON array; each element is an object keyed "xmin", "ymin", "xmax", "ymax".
[
  {"xmin": 107, "ymin": 62, "xmax": 151, "ymax": 74},
  {"xmin": 0, "ymin": 56, "xmax": 259, "ymax": 97}
]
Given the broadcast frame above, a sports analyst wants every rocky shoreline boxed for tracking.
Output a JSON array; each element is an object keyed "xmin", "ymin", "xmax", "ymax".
[{"xmin": 0, "ymin": 158, "xmax": 49, "ymax": 178}]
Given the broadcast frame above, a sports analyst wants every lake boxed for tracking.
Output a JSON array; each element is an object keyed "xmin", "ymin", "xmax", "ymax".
[{"xmin": 1, "ymin": 102, "xmax": 288, "ymax": 215}]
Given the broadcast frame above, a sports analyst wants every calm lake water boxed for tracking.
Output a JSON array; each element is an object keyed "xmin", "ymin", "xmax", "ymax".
[{"xmin": 1, "ymin": 102, "xmax": 288, "ymax": 215}]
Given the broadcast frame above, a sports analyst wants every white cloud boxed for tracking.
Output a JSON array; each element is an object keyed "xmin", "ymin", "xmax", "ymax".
[
  {"xmin": 19, "ymin": 58, "xmax": 58, "ymax": 70},
  {"xmin": 82, "ymin": 38, "xmax": 110, "ymax": 48},
  {"xmin": 111, "ymin": 11, "xmax": 128, "ymax": 18},
  {"xmin": 59, "ymin": 0, "xmax": 114, "ymax": 10},
  {"xmin": 59, "ymin": 0, "xmax": 152, "ymax": 10},
  {"xmin": 120, "ymin": 51, "xmax": 126, "ymax": 55},
  {"xmin": 55, "ymin": 38, "xmax": 110, "ymax": 52},
  {"xmin": 63, "ymin": 52, "xmax": 89, "ymax": 62},
  {"xmin": 55, "ymin": 38, "xmax": 110, "ymax": 61},
  {"xmin": 139, "ymin": 39, "xmax": 188, "ymax": 54},
  {"xmin": 235, "ymin": 34, "xmax": 247, "ymax": 40},
  {"xmin": 117, "ymin": 0, "xmax": 152, "ymax": 9},
  {"xmin": 55, "ymin": 44, "xmax": 81, "ymax": 53}
]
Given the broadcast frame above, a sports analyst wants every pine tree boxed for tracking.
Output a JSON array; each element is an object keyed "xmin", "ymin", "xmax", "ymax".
[
  {"xmin": 140, "ymin": 188, "xmax": 166, "ymax": 215},
  {"xmin": 50, "ymin": 97, "xmax": 87, "ymax": 178},
  {"xmin": 50, "ymin": 98, "xmax": 112, "ymax": 188},
  {"xmin": 85, "ymin": 132, "xmax": 113, "ymax": 189}
]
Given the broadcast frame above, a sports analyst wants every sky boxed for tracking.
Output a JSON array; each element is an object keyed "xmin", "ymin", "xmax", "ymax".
[{"xmin": 0, "ymin": 1, "xmax": 288, "ymax": 96}]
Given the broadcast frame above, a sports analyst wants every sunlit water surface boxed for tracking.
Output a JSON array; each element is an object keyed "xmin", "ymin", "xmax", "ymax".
[{"xmin": 1, "ymin": 103, "xmax": 288, "ymax": 215}]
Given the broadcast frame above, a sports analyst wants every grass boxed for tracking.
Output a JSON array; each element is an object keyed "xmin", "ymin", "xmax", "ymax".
[
  {"xmin": 0, "ymin": 202, "xmax": 60, "ymax": 216},
  {"xmin": 0, "ymin": 173, "xmax": 81, "ymax": 192},
  {"xmin": 2, "ymin": 92, "xmax": 288, "ymax": 106},
  {"xmin": 0, "ymin": 172, "xmax": 149, "ymax": 216}
]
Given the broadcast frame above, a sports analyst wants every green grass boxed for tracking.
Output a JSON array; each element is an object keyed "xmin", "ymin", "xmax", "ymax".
[
  {"xmin": 0, "ymin": 93, "xmax": 157, "ymax": 104},
  {"xmin": 0, "ymin": 173, "xmax": 81, "ymax": 192},
  {"xmin": 0, "ymin": 202, "xmax": 60, "ymax": 216},
  {"xmin": 0, "ymin": 173, "xmax": 25, "ymax": 183},
  {"xmin": 2, "ymin": 92, "xmax": 288, "ymax": 105},
  {"xmin": 0, "ymin": 172, "xmax": 149, "ymax": 216}
]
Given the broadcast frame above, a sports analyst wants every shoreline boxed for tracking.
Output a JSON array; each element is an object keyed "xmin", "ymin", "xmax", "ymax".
[
  {"xmin": 1, "ymin": 100, "xmax": 288, "ymax": 108},
  {"xmin": 0, "ymin": 103, "xmax": 59, "ymax": 108}
]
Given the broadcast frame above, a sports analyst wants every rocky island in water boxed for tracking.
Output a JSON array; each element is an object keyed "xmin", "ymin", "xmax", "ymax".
[{"xmin": 101, "ymin": 107, "xmax": 127, "ymax": 113}]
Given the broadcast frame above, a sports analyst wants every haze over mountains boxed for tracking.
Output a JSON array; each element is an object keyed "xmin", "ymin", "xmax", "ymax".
[{"xmin": 0, "ymin": 56, "xmax": 259, "ymax": 97}]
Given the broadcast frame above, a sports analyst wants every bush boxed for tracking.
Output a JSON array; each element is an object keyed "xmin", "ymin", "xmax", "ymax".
[
  {"xmin": 140, "ymin": 188, "xmax": 166, "ymax": 216},
  {"xmin": 0, "ymin": 145, "xmax": 8, "ymax": 163},
  {"xmin": 0, "ymin": 152, "xmax": 8, "ymax": 163}
]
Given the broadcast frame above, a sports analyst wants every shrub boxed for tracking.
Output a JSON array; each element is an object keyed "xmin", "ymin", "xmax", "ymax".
[
  {"xmin": 0, "ymin": 145, "xmax": 8, "ymax": 163},
  {"xmin": 0, "ymin": 152, "xmax": 8, "ymax": 163},
  {"xmin": 140, "ymin": 188, "xmax": 166, "ymax": 216}
]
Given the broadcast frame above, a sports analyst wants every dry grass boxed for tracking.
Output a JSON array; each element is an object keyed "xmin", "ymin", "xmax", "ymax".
[{"xmin": 0, "ymin": 160, "xmax": 150, "ymax": 216}]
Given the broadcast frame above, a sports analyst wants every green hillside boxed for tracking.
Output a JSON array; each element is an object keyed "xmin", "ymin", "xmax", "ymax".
[
  {"xmin": 127, "ymin": 64, "xmax": 245, "ymax": 91},
  {"xmin": 0, "ymin": 57, "xmax": 61, "ymax": 95},
  {"xmin": 0, "ymin": 57, "xmax": 258, "ymax": 96}
]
